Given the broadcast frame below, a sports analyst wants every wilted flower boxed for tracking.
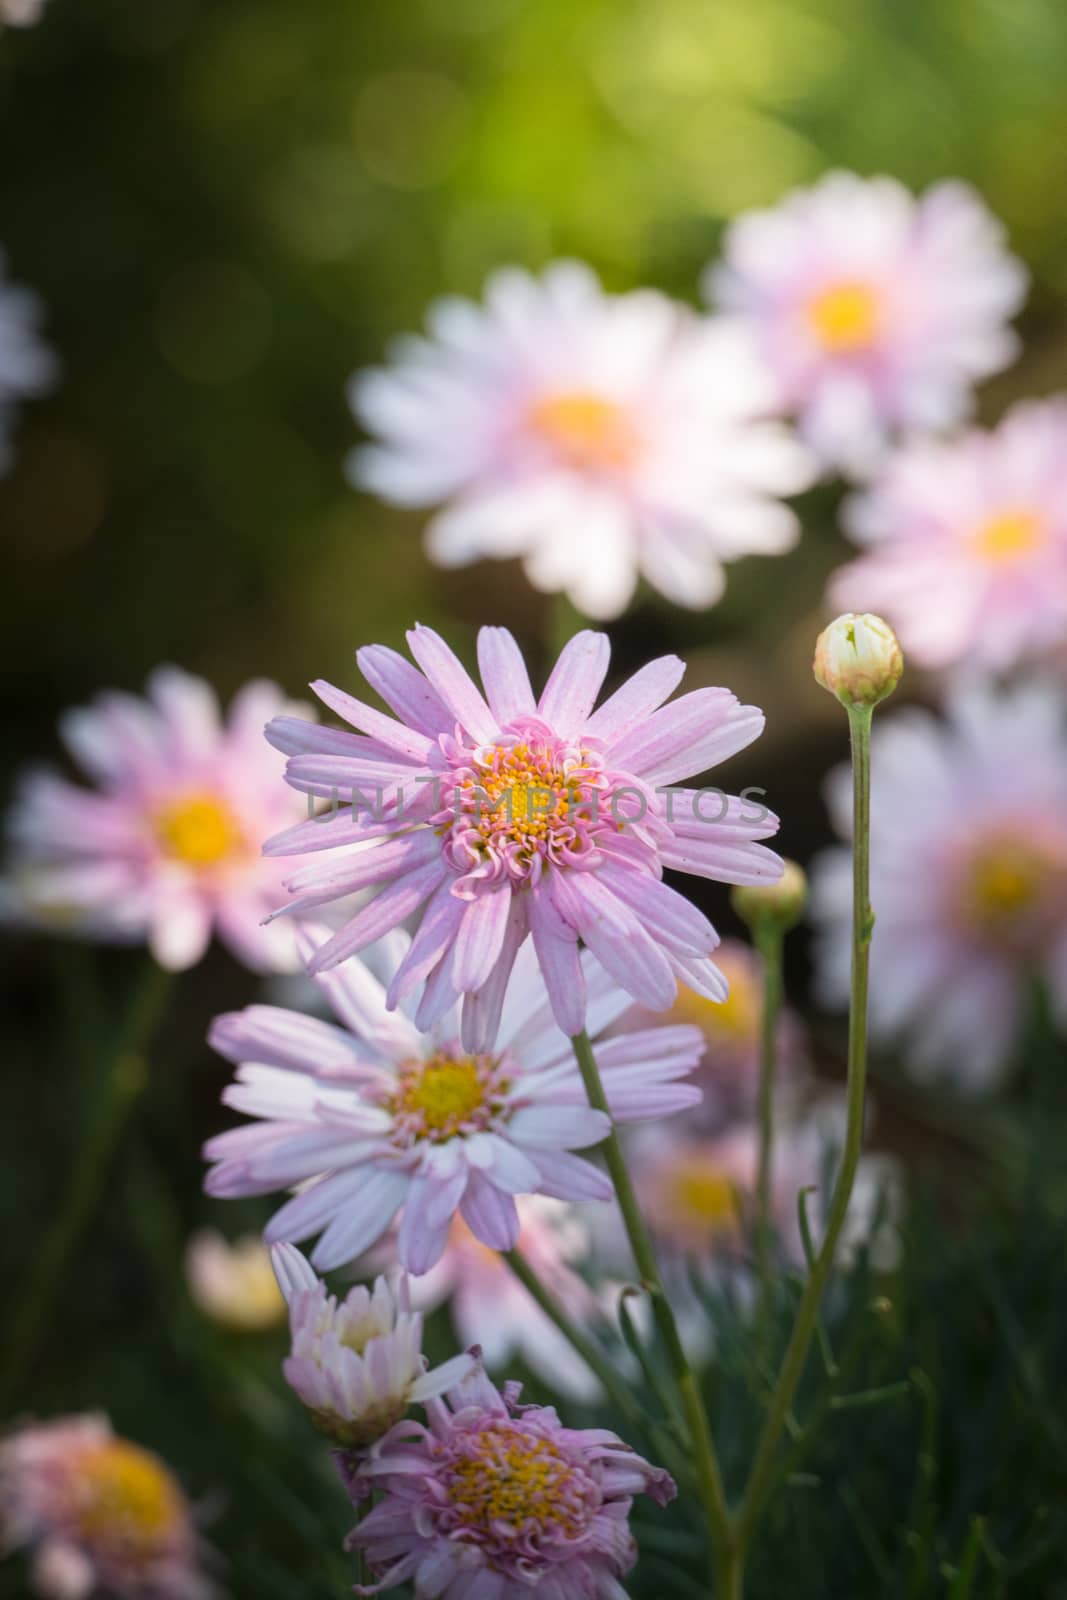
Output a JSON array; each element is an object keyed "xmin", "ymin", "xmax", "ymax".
[
  {"xmin": 0, "ymin": 1415, "xmax": 209, "ymax": 1599},
  {"xmin": 348, "ymin": 1367, "xmax": 675, "ymax": 1598},
  {"xmin": 184, "ymin": 1230, "xmax": 286, "ymax": 1333},
  {"xmin": 347, "ymin": 261, "xmax": 814, "ymax": 617},
  {"xmin": 813, "ymin": 613, "xmax": 903, "ymax": 708},
  {"xmin": 0, "ymin": 246, "xmax": 56, "ymax": 470},
  {"xmin": 707, "ymin": 172, "xmax": 1026, "ymax": 476},
  {"xmin": 264, "ymin": 624, "xmax": 781, "ymax": 1041},
  {"xmin": 830, "ymin": 399, "xmax": 1067, "ymax": 673},
  {"xmin": 4, "ymin": 669, "xmax": 316, "ymax": 971},
  {"xmin": 270, "ymin": 1243, "xmax": 476, "ymax": 1447},
  {"xmin": 811, "ymin": 681, "xmax": 1067, "ymax": 1087},
  {"xmin": 205, "ymin": 930, "xmax": 704, "ymax": 1272},
  {"xmin": 402, "ymin": 1198, "xmax": 604, "ymax": 1401}
]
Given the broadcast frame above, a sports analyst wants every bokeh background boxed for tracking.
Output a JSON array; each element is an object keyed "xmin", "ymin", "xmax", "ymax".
[{"xmin": 3, "ymin": 0, "xmax": 1067, "ymax": 1594}]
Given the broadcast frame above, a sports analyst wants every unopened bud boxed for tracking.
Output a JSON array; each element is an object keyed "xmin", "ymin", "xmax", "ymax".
[
  {"xmin": 732, "ymin": 859, "xmax": 808, "ymax": 934},
  {"xmin": 813, "ymin": 613, "xmax": 902, "ymax": 708}
]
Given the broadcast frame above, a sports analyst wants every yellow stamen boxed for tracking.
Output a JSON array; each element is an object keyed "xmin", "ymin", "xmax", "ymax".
[
  {"xmin": 668, "ymin": 1163, "xmax": 740, "ymax": 1230},
  {"xmin": 447, "ymin": 1429, "xmax": 581, "ymax": 1533},
  {"xmin": 968, "ymin": 509, "xmax": 1043, "ymax": 565},
  {"xmin": 962, "ymin": 844, "xmax": 1046, "ymax": 930},
  {"xmin": 153, "ymin": 793, "xmax": 243, "ymax": 868},
  {"xmin": 70, "ymin": 1440, "xmax": 184, "ymax": 1557},
  {"xmin": 806, "ymin": 281, "xmax": 881, "ymax": 352},
  {"xmin": 390, "ymin": 1055, "xmax": 500, "ymax": 1140},
  {"xmin": 528, "ymin": 390, "xmax": 640, "ymax": 469}
]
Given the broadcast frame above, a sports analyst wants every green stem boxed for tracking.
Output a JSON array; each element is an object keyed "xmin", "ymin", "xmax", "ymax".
[
  {"xmin": 0, "ymin": 956, "xmax": 171, "ymax": 1404},
  {"xmin": 753, "ymin": 926, "xmax": 784, "ymax": 1300},
  {"xmin": 735, "ymin": 703, "xmax": 874, "ymax": 1554},
  {"xmin": 570, "ymin": 1028, "xmax": 735, "ymax": 1593},
  {"xmin": 504, "ymin": 1250, "xmax": 690, "ymax": 1488}
]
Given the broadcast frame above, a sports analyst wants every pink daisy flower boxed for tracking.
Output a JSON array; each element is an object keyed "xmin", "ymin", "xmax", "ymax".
[
  {"xmin": 0, "ymin": 1415, "xmax": 209, "ymax": 1600},
  {"xmin": 4, "ymin": 668, "xmax": 314, "ymax": 971},
  {"xmin": 830, "ymin": 399, "xmax": 1067, "ymax": 672},
  {"xmin": 270, "ymin": 1243, "xmax": 476, "ymax": 1447},
  {"xmin": 348, "ymin": 261, "xmax": 814, "ymax": 616},
  {"xmin": 402, "ymin": 1198, "xmax": 604, "ymax": 1401},
  {"xmin": 348, "ymin": 1367, "xmax": 675, "ymax": 1599},
  {"xmin": 707, "ymin": 172, "xmax": 1027, "ymax": 476},
  {"xmin": 811, "ymin": 681, "xmax": 1067, "ymax": 1088},
  {"xmin": 264, "ymin": 624, "xmax": 782, "ymax": 1042},
  {"xmin": 204, "ymin": 928, "xmax": 704, "ymax": 1273}
]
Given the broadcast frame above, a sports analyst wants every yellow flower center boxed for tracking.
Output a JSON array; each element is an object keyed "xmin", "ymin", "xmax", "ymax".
[
  {"xmin": 959, "ymin": 840, "xmax": 1056, "ymax": 934},
  {"xmin": 447, "ymin": 1427, "xmax": 583, "ymax": 1537},
  {"xmin": 389, "ymin": 1054, "xmax": 507, "ymax": 1142},
  {"xmin": 669, "ymin": 1162, "xmax": 740, "ymax": 1230},
  {"xmin": 70, "ymin": 1441, "xmax": 184, "ymax": 1559},
  {"xmin": 528, "ymin": 390, "xmax": 640, "ymax": 470},
  {"xmin": 968, "ymin": 509, "xmax": 1044, "ymax": 565},
  {"xmin": 670, "ymin": 961, "xmax": 758, "ymax": 1046},
  {"xmin": 153, "ymin": 793, "xmax": 243, "ymax": 868},
  {"xmin": 806, "ymin": 280, "xmax": 881, "ymax": 352}
]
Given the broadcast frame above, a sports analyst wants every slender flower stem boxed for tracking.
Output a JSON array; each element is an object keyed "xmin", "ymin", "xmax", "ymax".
[
  {"xmin": 753, "ymin": 926, "xmax": 784, "ymax": 1300},
  {"xmin": 735, "ymin": 702, "xmax": 875, "ymax": 1554},
  {"xmin": 0, "ymin": 957, "xmax": 171, "ymax": 1405},
  {"xmin": 503, "ymin": 1251, "xmax": 646, "ymax": 1437},
  {"xmin": 570, "ymin": 1028, "xmax": 735, "ymax": 1593},
  {"xmin": 503, "ymin": 1250, "xmax": 689, "ymax": 1485}
]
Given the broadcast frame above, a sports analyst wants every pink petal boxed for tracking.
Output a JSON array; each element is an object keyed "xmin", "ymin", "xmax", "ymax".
[
  {"xmin": 406, "ymin": 625, "xmax": 497, "ymax": 743},
  {"xmin": 452, "ymin": 887, "xmax": 513, "ymax": 993},
  {"xmin": 305, "ymin": 861, "xmax": 447, "ymax": 974},
  {"xmin": 476, "ymin": 627, "xmax": 536, "ymax": 725},
  {"xmin": 538, "ymin": 630, "xmax": 611, "ymax": 736},
  {"xmin": 356, "ymin": 643, "xmax": 454, "ymax": 737},
  {"xmin": 460, "ymin": 1172, "xmax": 520, "ymax": 1250},
  {"xmin": 311, "ymin": 679, "xmax": 433, "ymax": 762},
  {"xmin": 584, "ymin": 655, "xmax": 686, "ymax": 744}
]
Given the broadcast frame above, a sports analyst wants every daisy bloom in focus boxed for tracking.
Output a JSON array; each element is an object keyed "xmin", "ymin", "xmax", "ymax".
[
  {"xmin": 348, "ymin": 1367, "xmax": 675, "ymax": 1598},
  {"xmin": 0, "ymin": 1414, "xmax": 209, "ymax": 1600},
  {"xmin": 0, "ymin": 246, "xmax": 56, "ymax": 469},
  {"xmin": 707, "ymin": 172, "xmax": 1026, "ymax": 476},
  {"xmin": 264, "ymin": 624, "xmax": 782, "ymax": 1042},
  {"xmin": 4, "ymin": 669, "xmax": 314, "ymax": 971},
  {"xmin": 184, "ymin": 1229, "xmax": 286, "ymax": 1333},
  {"xmin": 831, "ymin": 400, "xmax": 1067, "ymax": 673},
  {"xmin": 402, "ymin": 1197, "xmax": 604, "ymax": 1401},
  {"xmin": 348, "ymin": 261, "xmax": 814, "ymax": 616},
  {"xmin": 205, "ymin": 930, "xmax": 704, "ymax": 1272},
  {"xmin": 812, "ymin": 681, "xmax": 1067, "ymax": 1087},
  {"xmin": 270, "ymin": 1243, "xmax": 476, "ymax": 1447}
]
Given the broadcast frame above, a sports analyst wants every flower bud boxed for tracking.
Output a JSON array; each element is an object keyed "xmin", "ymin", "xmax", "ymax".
[
  {"xmin": 732, "ymin": 859, "xmax": 808, "ymax": 934},
  {"xmin": 813, "ymin": 613, "xmax": 902, "ymax": 708}
]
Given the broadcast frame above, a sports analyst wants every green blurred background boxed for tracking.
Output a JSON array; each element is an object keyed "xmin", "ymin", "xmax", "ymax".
[{"xmin": 3, "ymin": 0, "xmax": 1067, "ymax": 1593}]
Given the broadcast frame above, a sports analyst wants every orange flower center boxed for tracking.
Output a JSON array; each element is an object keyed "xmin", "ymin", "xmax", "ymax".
[
  {"xmin": 968, "ymin": 509, "xmax": 1044, "ymax": 565},
  {"xmin": 528, "ymin": 390, "xmax": 640, "ymax": 469},
  {"xmin": 806, "ymin": 280, "xmax": 881, "ymax": 352}
]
